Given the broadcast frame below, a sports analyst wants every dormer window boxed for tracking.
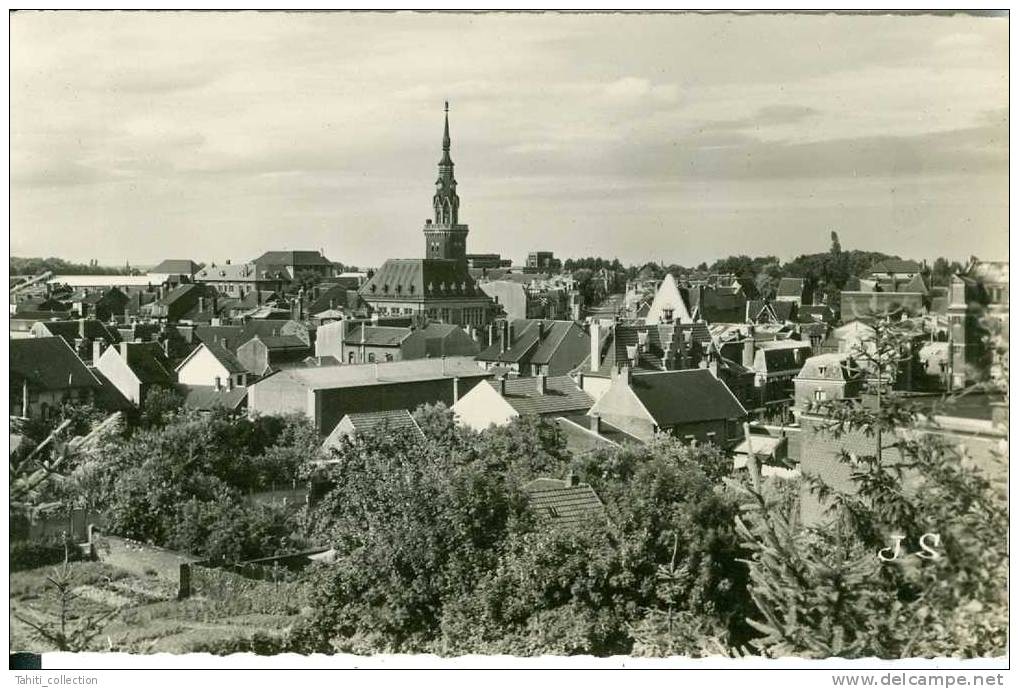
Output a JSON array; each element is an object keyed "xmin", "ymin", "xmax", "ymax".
[{"xmin": 817, "ymin": 366, "xmax": 827, "ymax": 376}]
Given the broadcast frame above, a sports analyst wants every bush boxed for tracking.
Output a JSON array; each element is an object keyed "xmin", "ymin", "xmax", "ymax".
[{"xmin": 10, "ymin": 536, "xmax": 85, "ymax": 572}]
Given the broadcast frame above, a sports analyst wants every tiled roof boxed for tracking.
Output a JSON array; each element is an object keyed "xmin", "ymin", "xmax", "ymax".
[
  {"xmin": 795, "ymin": 353, "xmax": 859, "ymax": 382},
  {"xmin": 776, "ymin": 277, "xmax": 805, "ymax": 298},
  {"xmin": 254, "ymin": 250, "xmax": 333, "ymax": 267},
  {"xmin": 344, "ymin": 325, "xmax": 412, "ymax": 347},
  {"xmin": 625, "ymin": 369, "xmax": 747, "ymax": 427},
  {"xmin": 345, "ymin": 409, "xmax": 425, "ymax": 438},
  {"xmin": 194, "ymin": 262, "xmax": 266, "ymax": 282},
  {"xmin": 577, "ymin": 322, "xmax": 712, "ymax": 378},
  {"xmin": 360, "ymin": 259, "xmax": 483, "ymax": 301},
  {"xmin": 11, "ymin": 337, "xmax": 103, "ymax": 391},
  {"xmin": 180, "ymin": 385, "xmax": 248, "ymax": 411},
  {"xmin": 122, "ymin": 342, "xmax": 176, "ymax": 384},
  {"xmin": 770, "ymin": 301, "xmax": 798, "ymax": 322},
  {"xmin": 487, "ymin": 375, "xmax": 593, "ymax": 416},
  {"xmin": 523, "ymin": 478, "xmax": 607, "ymax": 527},
  {"xmin": 34, "ymin": 319, "xmax": 122, "ymax": 345},
  {"xmin": 869, "ymin": 258, "xmax": 921, "ymax": 274},
  {"xmin": 251, "ymin": 334, "xmax": 309, "ymax": 351},
  {"xmin": 151, "ymin": 259, "xmax": 201, "ymax": 275},
  {"xmin": 477, "ymin": 320, "xmax": 578, "ymax": 365},
  {"xmin": 181, "ymin": 341, "xmax": 246, "ymax": 375}
]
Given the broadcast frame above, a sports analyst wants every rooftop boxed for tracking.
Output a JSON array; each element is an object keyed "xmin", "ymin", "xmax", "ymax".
[
  {"xmin": 487, "ymin": 375, "xmax": 593, "ymax": 416},
  {"xmin": 261, "ymin": 356, "xmax": 489, "ymax": 391}
]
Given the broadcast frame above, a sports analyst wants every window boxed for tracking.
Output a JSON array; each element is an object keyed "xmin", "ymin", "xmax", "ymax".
[
  {"xmin": 367, "ymin": 353, "xmax": 376, "ymax": 363},
  {"xmin": 817, "ymin": 366, "xmax": 827, "ymax": 376},
  {"xmin": 814, "ymin": 389, "xmax": 827, "ymax": 402},
  {"xmin": 385, "ymin": 353, "xmax": 393, "ymax": 362},
  {"xmin": 348, "ymin": 351, "xmax": 355, "ymax": 364}
]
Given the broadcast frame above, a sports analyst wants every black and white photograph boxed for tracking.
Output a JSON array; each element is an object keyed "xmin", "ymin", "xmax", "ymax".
[{"xmin": 7, "ymin": 8, "xmax": 1010, "ymax": 677}]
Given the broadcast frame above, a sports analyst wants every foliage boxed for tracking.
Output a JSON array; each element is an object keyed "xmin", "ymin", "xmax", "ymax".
[
  {"xmin": 139, "ymin": 385, "xmax": 185, "ymax": 428},
  {"xmin": 10, "ymin": 534, "xmax": 85, "ymax": 572},
  {"xmin": 11, "ymin": 256, "xmax": 140, "ymax": 276},
  {"xmin": 737, "ymin": 318, "xmax": 1008, "ymax": 658},
  {"xmin": 12, "ymin": 553, "xmax": 120, "ymax": 652}
]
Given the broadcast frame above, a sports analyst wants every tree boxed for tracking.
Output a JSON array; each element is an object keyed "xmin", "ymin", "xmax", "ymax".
[
  {"xmin": 139, "ymin": 385, "xmax": 184, "ymax": 428},
  {"xmin": 736, "ymin": 319, "xmax": 1008, "ymax": 658},
  {"xmin": 13, "ymin": 546, "xmax": 119, "ymax": 651}
]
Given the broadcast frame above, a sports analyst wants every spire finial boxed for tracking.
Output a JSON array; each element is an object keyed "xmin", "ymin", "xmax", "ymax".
[{"xmin": 441, "ymin": 101, "xmax": 452, "ymax": 157}]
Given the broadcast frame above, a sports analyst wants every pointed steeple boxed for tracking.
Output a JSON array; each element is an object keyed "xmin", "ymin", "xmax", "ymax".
[{"xmin": 440, "ymin": 101, "xmax": 453, "ymax": 166}]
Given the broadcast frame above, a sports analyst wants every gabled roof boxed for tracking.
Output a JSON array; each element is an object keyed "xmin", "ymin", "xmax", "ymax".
[
  {"xmin": 359, "ymin": 258, "xmax": 483, "ymax": 301},
  {"xmin": 194, "ymin": 262, "xmax": 265, "ymax": 282},
  {"xmin": 180, "ymin": 385, "xmax": 248, "ymax": 411},
  {"xmin": 177, "ymin": 341, "xmax": 246, "ymax": 375},
  {"xmin": 120, "ymin": 342, "xmax": 176, "ymax": 384},
  {"xmin": 769, "ymin": 300, "xmax": 798, "ymax": 322},
  {"xmin": 11, "ymin": 337, "xmax": 103, "ymax": 391},
  {"xmin": 623, "ymin": 369, "xmax": 747, "ymax": 427},
  {"xmin": 245, "ymin": 334, "xmax": 310, "ymax": 352},
  {"xmin": 577, "ymin": 322, "xmax": 712, "ymax": 378},
  {"xmin": 523, "ymin": 478, "xmax": 607, "ymax": 527},
  {"xmin": 869, "ymin": 258, "xmax": 921, "ymax": 275},
  {"xmin": 477, "ymin": 320, "xmax": 579, "ymax": 365},
  {"xmin": 151, "ymin": 259, "xmax": 201, "ymax": 275},
  {"xmin": 486, "ymin": 375, "xmax": 593, "ymax": 416},
  {"xmin": 33, "ymin": 319, "xmax": 122, "ymax": 345},
  {"xmin": 776, "ymin": 277, "xmax": 805, "ymax": 298},
  {"xmin": 795, "ymin": 352, "xmax": 859, "ymax": 382},
  {"xmin": 253, "ymin": 250, "xmax": 333, "ymax": 267},
  {"xmin": 344, "ymin": 325, "xmax": 413, "ymax": 347},
  {"xmin": 344, "ymin": 409, "xmax": 425, "ymax": 439}
]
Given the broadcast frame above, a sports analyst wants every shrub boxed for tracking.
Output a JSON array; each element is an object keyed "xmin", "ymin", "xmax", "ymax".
[{"xmin": 10, "ymin": 536, "xmax": 85, "ymax": 572}]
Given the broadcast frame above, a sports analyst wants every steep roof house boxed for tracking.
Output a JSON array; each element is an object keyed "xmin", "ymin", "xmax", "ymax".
[
  {"xmin": 453, "ymin": 374, "xmax": 594, "ymax": 431},
  {"xmin": 10, "ymin": 337, "xmax": 104, "ymax": 419},
  {"xmin": 476, "ymin": 319, "xmax": 589, "ymax": 377},
  {"xmin": 775, "ymin": 277, "xmax": 809, "ymax": 305},
  {"xmin": 94, "ymin": 341, "xmax": 176, "ymax": 406},
  {"xmin": 236, "ymin": 334, "xmax": 313, "ymax": 377},
  {"xmin": 321, "ymin": 409, "xmax": 426, "ymax": 452},
  {"xmin": 644, "ymin": 273, "xmax": 694, "ymax": 325},
  {"xmin": 588, "ymin": 368, "xmax": 747, "ymax": 446},
  {"xmin": 175, "ymin": 341, "xmax": 248, "ymax": 389},
  {"xmin": 793, "ymin": 352, "xmax": 865, "ymax": 412},
  {"xmin": 30, "ymin": 318, "xmax": 122, "ymax": 364}
]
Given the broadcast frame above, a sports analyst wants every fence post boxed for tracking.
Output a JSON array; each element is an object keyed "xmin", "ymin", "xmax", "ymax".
[{"xmin": 178, "ymin": 563, "xmax": 191, "ymax": 600}]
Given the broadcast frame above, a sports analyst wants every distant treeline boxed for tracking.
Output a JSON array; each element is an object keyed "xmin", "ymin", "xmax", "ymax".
[{"xmin": 11, "ymin": 256, "xmax": 142, "ymax": 276}]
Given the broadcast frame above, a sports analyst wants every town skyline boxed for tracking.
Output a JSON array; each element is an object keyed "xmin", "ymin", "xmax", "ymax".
[{"xmin": 11, "ymin": 12, "xmax": 1008, "ymax": 268}]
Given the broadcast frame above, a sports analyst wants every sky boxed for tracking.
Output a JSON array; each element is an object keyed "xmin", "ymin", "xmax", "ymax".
[{"xmin": 10, "ymin": 11, "xmax": 1009, "ymax": 269}]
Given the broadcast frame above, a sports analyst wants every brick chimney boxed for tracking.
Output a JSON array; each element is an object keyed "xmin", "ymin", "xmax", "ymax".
[
  {"xmin": 214, "ymin": 376, "xmax": 222, "ymax": 391},
  {"xmin": 498, "ymin": 375, "xmax": 507, "ymax": 397},
  {"xmin": 742, "ymin": 337, "xmax": 755, "ymax": 369},
  {"xmin": 120, "ymin": 341, "xmax": 130, "ymax": 357},
  {"xmin": 452, "ymin": 376, "xmax": 460, "ymax": 403},
  {"xmin": 536, "ymin": 374, "xmax": 547, "ymax": 395},
  {"xmin": 589, "ymin": 412, "xmax": 601, "ymax": 434},
  {"xmin": 589, "ymin": 320, "xmax": 601, "ymax": 373},
  {"xmin": 78, "ymin": 318, "xmax": 87, "ymax": 339}
]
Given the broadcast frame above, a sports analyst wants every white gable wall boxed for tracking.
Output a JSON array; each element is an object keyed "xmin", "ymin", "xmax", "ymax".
[{"xmin": 452, "ymin": 382, "xmax": 518, "ymax": 431}]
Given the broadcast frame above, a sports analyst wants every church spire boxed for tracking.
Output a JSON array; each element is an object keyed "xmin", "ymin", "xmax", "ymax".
[{"xmin": 440, "ymin": 100, "xmax": 453, "ymax": 166}]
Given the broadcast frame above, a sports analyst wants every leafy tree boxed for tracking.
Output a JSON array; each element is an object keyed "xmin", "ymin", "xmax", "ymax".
[
  {"xmin": 139, "ymin": 385, "xmax": 184, "ymax": 428},
  {"xmin": 736, "ymin": 319, "xmax": 1007, "ymax": 658}
]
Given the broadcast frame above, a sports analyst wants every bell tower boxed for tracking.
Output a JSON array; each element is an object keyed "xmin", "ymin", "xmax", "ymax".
[{"xmin": 424, "ymin": 102, "xmax": 469, "ymax": 266}]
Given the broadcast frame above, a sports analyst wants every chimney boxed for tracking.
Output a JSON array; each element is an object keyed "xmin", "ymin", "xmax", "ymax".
[
  {"xmin": 565, "ymin": 470, "xmax": 579, "ymax": 487},
  {"xmin": 487, "ymin": 323, "xmax": 494, "ymax": 347},
  {"xmin": 508, "ymin": 322, "xmax": 515, "ymax": 344},
  {"xmin": 537, "ymin": 321, "xmax": 545, "ymax": 339},
  {"xmin": 590, "ymin": 320, "xmax": 601, "ymax": 373},
  {"xmin": 589, "ymin": 412, "xmax": 601, "ymax": 434},
  {"xmin": 452, "ymin": 376, "xmax": 460, "ymax": 403},
  {"xmin": 214, "ymin": 376, "xmax": 222, "ymax": 391},
  {"xmin": 577, "ymin": 371, "xmax": 584, "ymax": 389},
  {"xmin": 198, "ymin": 296, "xmax": 205, "ymax": 314},
  {"xmin": 227, "ymin": 377, "xmax": 234, "ymax": 391},
  {"xmin": 742, "ymin": 337, "xmax": 755, "ymax": 368},
  {"xmin": 162, "ymin": 338, "xmax": 170, "ymax": 357},
  {"xmin": 120, "ymin": 341, "xmax": 129, "ymax": 357},
  {"xmin": 92, "ymin": 340, "xmax": 105, "ymax": 363},
  {"xmin": 78, "ymin": 318, "xmax": 87, "ymax": 338},
  {"xmin": 498, "ymin": 375, "xmax": 507, "ymax": 397},
  {"xmin": 500, "ymin": 322, "xmax": 508, "ymax": 353},
  {"xmin": 536, "ymin": 374, "xmax": 547, "ymax": 395}
]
